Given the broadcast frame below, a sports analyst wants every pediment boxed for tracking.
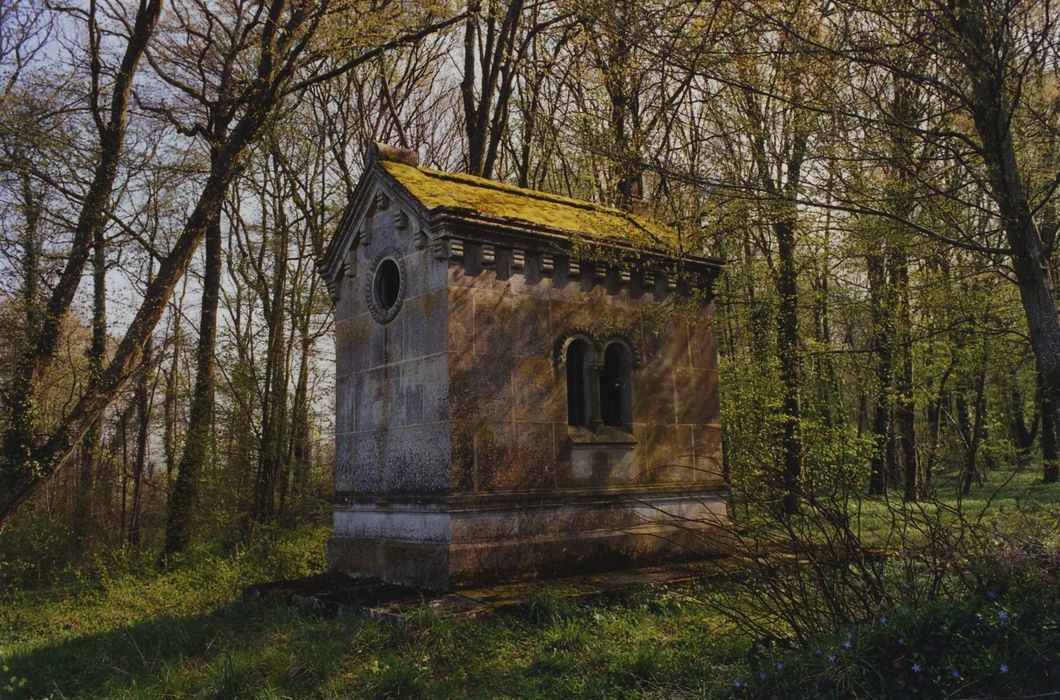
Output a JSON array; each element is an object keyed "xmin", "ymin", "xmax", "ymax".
[{"xmin": 321, "ymin": 165, "xmax": 431, "ymax": 301}]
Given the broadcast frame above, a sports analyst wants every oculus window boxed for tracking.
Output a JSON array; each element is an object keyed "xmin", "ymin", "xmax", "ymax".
[{"xmin": 365, "ymin": 248, "xmax": 406, "ymax": 324}]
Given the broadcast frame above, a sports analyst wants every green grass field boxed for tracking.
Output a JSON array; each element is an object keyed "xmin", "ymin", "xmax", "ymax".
[
  {"xmin": 0, "ymin": 523, "xmax": 749, "ymax": 699},
  {"xmin": 2, "ymin": 466, "xmax": 1057, "ymax": 699}
]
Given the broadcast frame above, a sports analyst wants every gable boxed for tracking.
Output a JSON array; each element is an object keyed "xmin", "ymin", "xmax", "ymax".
[{"xmin": 321, "ymin": 165, "xmax": 431, "ymax": 300}]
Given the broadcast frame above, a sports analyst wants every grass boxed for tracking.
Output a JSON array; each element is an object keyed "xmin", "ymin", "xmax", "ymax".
[
  {"xmin": 853, "ymin": 465, "xmax": 1060, "ymax": 549},
  {"xmin": 729, "ymin": 462, "xmax": 1060, "ymax": 549},
  {"xmin": 0, "ymin": 523, "xmax": 751, "ymax": 699},
  {"xmin": 1, "ymin": 465, "xmax": 1057, "ymax": 699}
]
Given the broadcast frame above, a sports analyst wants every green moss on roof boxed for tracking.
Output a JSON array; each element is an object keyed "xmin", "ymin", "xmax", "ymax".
[{"xmin": 380, "ymin": 160, "xmax": 679, "ymax": 249}]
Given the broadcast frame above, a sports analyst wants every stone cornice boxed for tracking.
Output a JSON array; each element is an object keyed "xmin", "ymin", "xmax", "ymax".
[
  {"xmin": 431, "ymin": 209, "xmax": 724, "ymax": 273},
  {"xmin": 332, "ymin": 482, "xmax": 729, "ymax": 508},
  {"xmin": 434, "ymin": 217, "xmax": 721, "ymax": 299}
]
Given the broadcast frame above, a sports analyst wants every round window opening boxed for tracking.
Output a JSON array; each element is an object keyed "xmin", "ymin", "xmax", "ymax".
[
  {"xmin": 365, "ymin": 248, "xmax": 406, "ymax": 324},
  {"xmin": 373, "ymin": 258, "xmax": 401, "ymax": 311}
]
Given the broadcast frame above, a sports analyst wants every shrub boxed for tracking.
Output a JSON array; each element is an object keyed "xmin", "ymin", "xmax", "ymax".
[
  {"xmin": 0, "ymin": 508, "xmax": 78, "ymax": 588},
  {"xmin": 724, "ymin": 553, "xmax": 1059, "ymax": 698}
]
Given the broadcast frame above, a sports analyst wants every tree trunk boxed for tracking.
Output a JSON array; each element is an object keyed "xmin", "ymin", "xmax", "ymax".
[
  {"xmin": 955, "ymin": 1, "xmax": 1060, "ymax": 474},
  {"xmin": 286, "ymin": 319, "xmax": 313, "ymax": 509},
  {"xmin": 461, "ymin": 0, "xmax": 524, "ymax": 179},
  {"xmin": 16, "ymin": 159, "xmax": 41, "ymax": 348},
  {"xmin": 1041, "ymin": 375, "xmax": 1059, "ymax": 483},
  {"xmin": 924, "ymin": 355, "xmax": 954, "ymax": 497},
  {"xmin": 163, "ymin": 319, "xmax": 180, "ymax": 495},
  {"xmin": 775, "ymin": 218, "xmax": 802, "ymax": 514},
  {"xmin": 890, "ymin": 252, "xmax": 917, "ymax": 501},
  {"xmin": 119, "ymin": 408, "xmax": 128, "ymax": 542},
  {"xmin": 76, "ymin": 218, "xmax": 109, "ymax": 543},
  {"xmin": 254, "ymin": 189, "xmax": 291, "ymax": 524},
  {"xmin": 130, "ymin": 334, "xmax": 152, "ymax": 547},
  {"xmin": 607, "ymin": 33, "xmax": 641, "ymax": 208},
  {"xmin": 959, "ymin": 362, "xmax": 988, "ymax": 496},
  {"xmin": 812, "ymin": 257, "xmax": 840, "ymax": 428},
  {"xmin": 5, "ymin": 161, "xmax": 42, "ymax": 488},
  {"xmin": 1009, "ymin": 383, "xmax": 1038, "ymax": 454},
  {"xmin": 163, "ymin": 215, "xmax": 222, "ymax": 554},
  {"xmin": 515, "ymin": 70, "xmax": 543, "ymax": 188},
  {"xmin": 867, "ymin": 250, "xmax": 892, "ymax": 495},
  {"xmin": 2, "ymin": 0, "xmax": 163, "ymax": 475}
]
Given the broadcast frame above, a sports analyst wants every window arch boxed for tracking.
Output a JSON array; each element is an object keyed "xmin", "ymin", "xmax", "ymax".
[
  {"xmin": 565, "ymin": 337, "xmax": 593, "ymax": 427},
  {"xmin": 600, "ymin": 341, "xmax": 634, "ymax": 429}
]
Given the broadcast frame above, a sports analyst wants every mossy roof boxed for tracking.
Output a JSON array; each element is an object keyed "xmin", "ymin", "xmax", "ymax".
[{"xmin": 380, "ymin": 160, "xmax": 680, "ymax": 249}]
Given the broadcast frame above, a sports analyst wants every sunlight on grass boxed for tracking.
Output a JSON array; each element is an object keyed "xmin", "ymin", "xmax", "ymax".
[{"xmin": 1, "ymin": 469, "xmax": 1056, "ymax": 698}]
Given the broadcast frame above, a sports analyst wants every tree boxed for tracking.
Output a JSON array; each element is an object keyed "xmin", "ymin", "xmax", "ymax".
[
  {"xmin": 2, "ymin": 0, "xmax": 163, "ymax": 505},
  {"xmin": 1, "ymin": 0, "xmax": 467, "ymax": 530},
  {"xmin": 802, "ymin": 0, "xmax": 1060, "ymax": 482}
]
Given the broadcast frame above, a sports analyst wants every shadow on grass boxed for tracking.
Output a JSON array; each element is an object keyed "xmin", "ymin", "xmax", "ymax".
[
  {"xmin": 4, "ymin": 586, "xmax": 747, "ymax": 699},
  {"xmin": 5, "ymin": 598, "xmax": 372, "ymax": 699}
]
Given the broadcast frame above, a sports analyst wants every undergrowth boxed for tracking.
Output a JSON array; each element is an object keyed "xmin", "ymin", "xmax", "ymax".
[{"xmin": 725, "ymin": 556, "xmax": 1060, "ymax": 698}]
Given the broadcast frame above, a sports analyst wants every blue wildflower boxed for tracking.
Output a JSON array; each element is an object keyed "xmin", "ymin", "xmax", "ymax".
[
  {"xmin": 775, "ymin": 662, "xmax": 784, "ymax": 672},
  {"xmin": 951, "ymin": 669, "xmax": 960, "ymax": 679},
  {"xmin": 997, "ymin": 610, "xmax": 1009, "ymax": 622},
  {"xmin": 842, "ymin": 639, "xmax": 852, "ymax": 649},
  {"xmin": 912, "ymin": 663, "xmax": 922, "ymax": 673},
  {"xmin": 1000, "ymin": 664, "xmax": 1009, "ymax": 674},
  {"xmin": 878, "ymin": 615, "xmax": 887, "ymax": 624},
  {"xmin": 897, "ymin": 638, "xmax": 905, "ymax": 647},
  {"xmin": 759, "ymin": 672, "xmax": 767, "ymax": 681},
  {"xmin": 814, "ymin": 648, "xmax": 822, "ymax": 657},
  {"xmin": 733, "ymin": 678, "xmax": 746, "ymax": 688},
  {"xmin": 987, "ymin": 590, "xmax": 997, "ymax": 601},
  {"xmin": 828, "ymin": 655, "xmax": 836, "ymax": 663}
]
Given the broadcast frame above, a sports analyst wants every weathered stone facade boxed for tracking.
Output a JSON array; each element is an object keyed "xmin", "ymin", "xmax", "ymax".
[{"xmin": 321, "ymin": 144, "xmax": 728, "ymax": 591}]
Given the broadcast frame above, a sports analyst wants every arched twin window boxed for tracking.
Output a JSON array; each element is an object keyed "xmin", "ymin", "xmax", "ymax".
[
  {"xmin": 565, "ymin": 337, "xmax": 634, "ymax": 431},
  {"xmin": 600, "ymin": 342, "xmax": 634, "ymax": 428},
  {"xmin": 566, "ymin": 338, "xmax": 592, "ymax": 427}
]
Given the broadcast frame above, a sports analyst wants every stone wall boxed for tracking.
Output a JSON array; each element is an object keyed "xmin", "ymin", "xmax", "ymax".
[
  {"xmin": 446, "ymin": 245, "xmax": 724, "ymax": 496},
  {"xmin": 332, "ymin": 190, "xmax": 450, "ymax": 499},
  {"xmin": 328, "ymin": 169, "xmax": 728, "ymax": 591}
]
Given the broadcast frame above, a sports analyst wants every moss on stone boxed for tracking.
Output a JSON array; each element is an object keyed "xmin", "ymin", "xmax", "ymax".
[{"xmin": 380, "ymin": 161, "xmax": 679, "ymax": 249}]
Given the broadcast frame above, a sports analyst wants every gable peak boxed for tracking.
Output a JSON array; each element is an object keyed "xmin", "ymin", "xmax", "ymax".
[{"xmin": 366, "ymin": 142, "xmax": 419, "ymax": 168}]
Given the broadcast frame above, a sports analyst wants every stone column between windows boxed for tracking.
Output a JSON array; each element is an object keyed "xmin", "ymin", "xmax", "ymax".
[{"xmin": 588, "ymin": 360, "xmax": 605, "ymax": 431}]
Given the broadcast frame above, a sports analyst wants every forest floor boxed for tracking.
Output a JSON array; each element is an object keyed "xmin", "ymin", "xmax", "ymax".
[{"xmin": 1, "ymin": 467, "xmax": 1057, "ymax": 699}]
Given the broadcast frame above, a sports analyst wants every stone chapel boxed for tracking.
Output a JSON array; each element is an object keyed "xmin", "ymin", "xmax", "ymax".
[{"xmin": 320, "ymin": 143, "xmax": 729, "ymax": 591}]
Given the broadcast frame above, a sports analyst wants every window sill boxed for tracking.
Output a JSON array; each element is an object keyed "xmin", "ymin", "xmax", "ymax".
[{"xmin": 567, "ymin": 425, "xmax": 637, "ymax": 446}]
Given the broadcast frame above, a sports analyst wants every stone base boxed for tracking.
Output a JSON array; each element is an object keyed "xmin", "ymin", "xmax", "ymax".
[{"xmin": 328, "ymin": 488, "xmax": 731, "ymax": 591}]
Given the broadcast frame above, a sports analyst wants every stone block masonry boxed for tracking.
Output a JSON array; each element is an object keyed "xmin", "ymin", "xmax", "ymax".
[{"xmin": 320, "ymin": 143, "xmax": 729, "ymax": 591}]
